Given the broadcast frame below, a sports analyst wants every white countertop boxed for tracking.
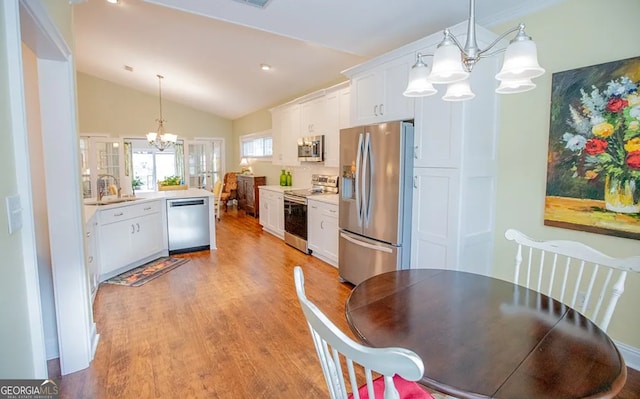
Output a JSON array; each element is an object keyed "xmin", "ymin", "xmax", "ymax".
[
  {"xmin": 259, "ymin": 185, "xmax": 303, "ymax": 193},
  {"xmin": 259, "ymin": 185, "xmax": 339, "ymax": 205},
  {"xmin": 83, "ymin": 188, "xmax": 213, "ymax": 223},
  {"xmin": 306, "ymin": 194, "xmax": 338, "ymax": 205}
]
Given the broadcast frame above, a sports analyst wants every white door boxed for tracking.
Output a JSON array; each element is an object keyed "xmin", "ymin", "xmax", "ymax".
[{"xmin": 186, "ymin": 139, "xmax": 224, "ymax": 191}]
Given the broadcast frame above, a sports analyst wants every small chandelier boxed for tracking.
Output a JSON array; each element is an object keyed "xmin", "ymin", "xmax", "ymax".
[
  {"xmin": 146, "ymin": 74, "xmax": 177, "ymax": 151},
  {"xmin": 403, "ymin": 0, "xmax": 545, "ymax": 101}
]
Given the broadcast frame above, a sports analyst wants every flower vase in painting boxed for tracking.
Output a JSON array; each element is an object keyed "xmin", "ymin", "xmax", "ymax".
[{"xmin": 545, "ymin": 56, "xmax": 640, "ymax": 240}]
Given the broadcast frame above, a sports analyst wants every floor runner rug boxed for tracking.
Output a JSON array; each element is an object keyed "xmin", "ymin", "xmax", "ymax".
[{"xmin": 104, "ymin": 257, "xmax": 189, "ymax": 287}]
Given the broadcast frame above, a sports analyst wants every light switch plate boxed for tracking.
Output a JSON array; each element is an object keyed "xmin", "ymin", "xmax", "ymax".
[{"xmin": 6, "ymin": 194, "xmax": 23, "ymax": 234}]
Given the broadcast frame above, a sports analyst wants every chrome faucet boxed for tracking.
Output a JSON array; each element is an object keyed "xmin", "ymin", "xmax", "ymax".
[{"xmin": 97, "ymin": 174, "xmax": 120, "ymax": 201}]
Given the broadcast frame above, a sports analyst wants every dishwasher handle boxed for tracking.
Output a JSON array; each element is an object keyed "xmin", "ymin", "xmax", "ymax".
[{"xmin": 169, "ymin": 199, "xmax": 206, "ymax": 207}]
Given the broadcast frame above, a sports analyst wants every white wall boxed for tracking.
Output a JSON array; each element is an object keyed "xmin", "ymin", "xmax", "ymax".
[{"xmin": 491, "ymin": 0, "xmax": 640, "ymax": 349}]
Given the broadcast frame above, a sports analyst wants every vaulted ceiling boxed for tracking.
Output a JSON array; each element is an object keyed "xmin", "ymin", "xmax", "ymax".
[{"xmin": 73, "ymin": 0, "xmax": 565, "ymax": 120}]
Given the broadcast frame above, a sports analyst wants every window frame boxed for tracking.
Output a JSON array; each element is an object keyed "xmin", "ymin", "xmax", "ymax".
[{"xmin": 239, "ymin": 129, "xmax": 273, "ymax": 160}]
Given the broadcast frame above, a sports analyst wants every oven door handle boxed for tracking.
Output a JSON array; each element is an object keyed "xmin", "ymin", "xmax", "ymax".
[{"xmin": 284, "ymin": 195, "xmax": 307, "ymax": 205}]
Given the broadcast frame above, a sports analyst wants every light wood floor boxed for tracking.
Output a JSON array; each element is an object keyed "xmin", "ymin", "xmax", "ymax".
[{"xmin": 51, "ymin": 208, "xmax": 640, "ymax": 398}]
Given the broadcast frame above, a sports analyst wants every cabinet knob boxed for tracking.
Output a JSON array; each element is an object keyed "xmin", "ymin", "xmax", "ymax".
[
  {"xmin": 131, "ymin": 224, "xmax": 135, "ymax": 234},
  {"xmin": 414, "ymin": 145, "xmax": 419, "ymax": 159},
  {"xmin": 320, "ymin": 220, "xmax": 324, "ymax": 230},
  {"xmin": 373, "ymin": 104, "xmax": 378, "ymax": 116},
  {"xmin": 88, "ymin": 256, "xmax": 93, "ymax": 263},
  {"xmin": 114, "ymin": 212, "xmax": 124, "ymax": 217},
  {"xmin": 413, "ymin": 176, "xmax": 418, "ymax": 189},
  {"xmin": 379, "ymin": 103, "xmax": 384, "ymax": 115}
]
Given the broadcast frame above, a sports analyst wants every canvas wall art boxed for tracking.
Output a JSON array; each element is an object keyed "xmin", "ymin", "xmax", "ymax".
[{"xmin": 545, "ymin": 56, "xmax": 640, "ymax": 240}]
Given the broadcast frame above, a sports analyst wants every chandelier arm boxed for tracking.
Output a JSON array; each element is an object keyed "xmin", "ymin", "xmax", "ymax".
[
  {"xmin": 477, "ymin": 24, "xmax": 523, "ymax": 57},
  {"xmin": 445, "ymin": 31, "xmax": 467, "ymax": 56},
  {"xmin": 478, "ymin": 48, "xmax": 506, "ymax": 59}
]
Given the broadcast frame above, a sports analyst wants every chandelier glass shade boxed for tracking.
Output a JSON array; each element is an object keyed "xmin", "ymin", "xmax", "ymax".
[
  {"xmin": 403, "ymin": 0, "xmax": 545, "ymax": 101},
  {"xmin": 147, "ymin": 74, "xmax": 178, "ymax": 151}
]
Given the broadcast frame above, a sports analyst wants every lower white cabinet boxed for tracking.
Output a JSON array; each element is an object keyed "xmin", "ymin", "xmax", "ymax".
[
  {"xmin": 308, "ymin": 199, "xmax": 338, "ymax": 266},
  {"xmin": 259, "ymin": 188, "xmax": 284, "ymax": 238},
  {"xmin": 85, "ymin": 215, "xmax": 99, "ymax": 301},
  {"xmin": 97, "ymin": 200, "xmax": 165, "ymax": 280}
]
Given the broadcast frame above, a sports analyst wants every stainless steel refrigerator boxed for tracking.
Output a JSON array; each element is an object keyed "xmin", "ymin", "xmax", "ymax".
[{"xmin": 339, "ymin": 120, "xmax": 414, "ymax": 285}]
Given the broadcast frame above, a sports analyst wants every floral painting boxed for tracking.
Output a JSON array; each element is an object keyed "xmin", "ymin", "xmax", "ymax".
[{"xmin": 545, "ymin": 56, "xmax": 640, "ymax": 240}]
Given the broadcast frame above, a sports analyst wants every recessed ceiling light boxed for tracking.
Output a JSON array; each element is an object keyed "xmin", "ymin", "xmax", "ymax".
[
  {"xmin": 106, "ymin": 0, "xmax": 119, "ymax": 4},
  {"xmin": 260, "ymin": 64, "xmax": 271, "ymax": 71}
]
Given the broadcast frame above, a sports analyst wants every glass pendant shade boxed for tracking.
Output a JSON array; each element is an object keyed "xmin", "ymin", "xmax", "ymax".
[
  {"xmin": 442, "ymin": 79, "xmax": 475, "ymax": 101},
  {"xmin": 495, "ymin": 39, "xmax": 545, "ymax": 81},
  {"xmin": 403, "ymin": 59, "xmax": 437, "ymax": 97},
  {"xmin": 428, "ymin": 42, "xmax": 469, "ymax": 84},
  {"xmin": 495, "ymin": 78, "xmax": 536, "ymax": 94},
  {"xmin": 146, "ymin": 132, "xmax": 157, "ymax": 142}
]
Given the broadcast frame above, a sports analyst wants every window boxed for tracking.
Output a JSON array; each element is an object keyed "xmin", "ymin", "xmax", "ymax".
[
  {"xmin": 127, "ymin": 138, "xmax": 184, "ymax": 192},
  {"xmin": 240, "ymin": 130, "xmax": 272, "ymax": 158}
]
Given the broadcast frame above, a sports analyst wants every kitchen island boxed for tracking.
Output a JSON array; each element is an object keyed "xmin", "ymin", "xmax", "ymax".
[{"xmin": 83, "ymin": 188, "xmax": 216, "ymax": 291}]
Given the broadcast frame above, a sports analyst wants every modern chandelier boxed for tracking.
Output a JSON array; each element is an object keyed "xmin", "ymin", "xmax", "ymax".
[
  {"xmin": 146, "ymin": 74, "xmax": 178, "ymax": 151},
  {"xmin": 403, "ymin": 0, "xmax": 545, "ymax": 101}
]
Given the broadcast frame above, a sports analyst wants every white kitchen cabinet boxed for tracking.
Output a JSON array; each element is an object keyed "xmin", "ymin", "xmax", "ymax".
[
  {"xmin": 259, "ymin": 188, "xmax": 284, "ymax": 239},
  {"xmin": 308, "ymin": 199, "xmax": 338, "ymax": 266},
  {"xmin": 270, "ymin": 104, "xmax": 300, "ymax": 166},
  {"xmin": 346, "ymin": 54, "xmax": 414, "ymax": 126},
  {"xmin": 97, "ymin": 200, "xmax": 165, "ymax": 280},
  {"xmin": 410, "ymin": 23, "xmax": 500, "ymax": 277},
  {"xmin": 323, "ymin": 85, "xmax": 351, "ymax": 167},
  {"xmin": 84, "ymin": 215, "xmax": 99, "ymax": 301},
  {"xmin": 300, "ymin": 96, "xmax": 326, "ymax": 136}
]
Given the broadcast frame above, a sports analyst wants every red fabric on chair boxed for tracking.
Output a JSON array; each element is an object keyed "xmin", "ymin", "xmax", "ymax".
[{"xmin": 347, "ymin": 375, "xmax": 434, "ymax": 399}]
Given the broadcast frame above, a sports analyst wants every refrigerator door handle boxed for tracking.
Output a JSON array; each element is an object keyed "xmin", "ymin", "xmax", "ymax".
[
  {"xmin": 355, "ymin": 133, "xmax": 364, "ymax": 225},
  {"xmin": 362, "ymin": 131, "xmax": 371, "ymax": 227},
  {"xmin": 340, "ymin": 232, "xmax": 393, "ymax": 254}
]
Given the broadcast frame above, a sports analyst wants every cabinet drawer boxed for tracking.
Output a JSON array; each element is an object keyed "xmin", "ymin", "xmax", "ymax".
[
  {"xmin": 309, "ymin": 200, "xmax": 338, "ymax": 216},
  {"xmin": 98, "ymin": 200, "xmax": 161, "ymax": 224}
]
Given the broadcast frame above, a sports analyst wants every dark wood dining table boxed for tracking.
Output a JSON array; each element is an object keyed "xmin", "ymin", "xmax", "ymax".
[{"xmin": 345, "ymin": 269, "xmax": 627, "ymax": 399}]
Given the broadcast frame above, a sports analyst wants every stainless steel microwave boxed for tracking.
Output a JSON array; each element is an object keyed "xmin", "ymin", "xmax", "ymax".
[{"xmin": 297, "ymin": 135, "xmax": 324, "ymax": 162}]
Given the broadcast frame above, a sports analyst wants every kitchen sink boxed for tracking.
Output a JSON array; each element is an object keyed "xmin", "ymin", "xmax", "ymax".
[{"xmin": 83, "ymin": 197, "xmax": 140, "ymax": 206}]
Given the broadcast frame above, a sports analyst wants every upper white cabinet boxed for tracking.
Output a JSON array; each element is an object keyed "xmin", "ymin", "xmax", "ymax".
[
  {"xmin": 323, "ymin": 85, "xmax": 351, "ymax": 167},
  {"xmin": 345, "ymin": 53, "xmax": 414, "ymax": 125},
  {"xmin": 300, "ymin": 96, "xmax": 326, "ymax": 136},
  {"xmin": 271, "ymin": 82, "xmax": 350, "ymax": 168},
  {"xmin": 271, "ymin": 104, "xmax": 301, "ymax": 166}
]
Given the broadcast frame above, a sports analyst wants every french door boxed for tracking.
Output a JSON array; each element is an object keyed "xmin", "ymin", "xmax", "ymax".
[{"xmin": 185, "ymin": 139, "xmax": 225, "ymax": 191}]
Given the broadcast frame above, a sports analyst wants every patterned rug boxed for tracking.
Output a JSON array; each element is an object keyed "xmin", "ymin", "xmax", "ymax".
[{"xmin": 105, "ymin": 257, "xmax": 190, "ymax": 287}]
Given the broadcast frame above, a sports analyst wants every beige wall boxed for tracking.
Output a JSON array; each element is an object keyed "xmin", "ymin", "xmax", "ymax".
[
  {"xmin": 76, "ymin": 73, "xmax": 235, "ymax": 172},
  {"xmin": 0, "ymin": 3, "xmax": 34, "ymax": 377},
  {"xmin": 491, "ymin": 0, "xmax": 640, "ymax": 348}
]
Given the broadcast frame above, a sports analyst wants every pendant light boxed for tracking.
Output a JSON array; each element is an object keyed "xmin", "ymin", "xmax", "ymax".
[
  {"xmin": 146, "ymin": 74, "xmax": 177, "ymax": 151},
  {"xmin": 403, "ymin": 0, "xmax": 545, "ymax": 101}
]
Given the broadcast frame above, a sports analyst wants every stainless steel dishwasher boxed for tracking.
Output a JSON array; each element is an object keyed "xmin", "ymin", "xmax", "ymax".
[{"xmin": 166, "ymin": 197, "xmax": 210, "ymax": 254}]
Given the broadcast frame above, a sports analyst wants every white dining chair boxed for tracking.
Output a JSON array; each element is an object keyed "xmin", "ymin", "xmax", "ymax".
[
  {"xmin": 505, "ymin": 228, "xmax": 640, "ymax": 332},
  {"xmin": 293, "ymin": 266, "xmax": 433, "ymax": 399}
]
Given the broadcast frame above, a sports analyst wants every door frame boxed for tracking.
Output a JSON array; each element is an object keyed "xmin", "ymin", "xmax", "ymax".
[{"xmin": 6, "ymin": 0, "xmax": 96, "ymax": 376}]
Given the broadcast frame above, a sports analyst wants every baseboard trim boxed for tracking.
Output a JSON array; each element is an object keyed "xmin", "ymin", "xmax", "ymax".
[{"xmin": 616, "ymin": 340, "xmax": 640, "ymax": 370}]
